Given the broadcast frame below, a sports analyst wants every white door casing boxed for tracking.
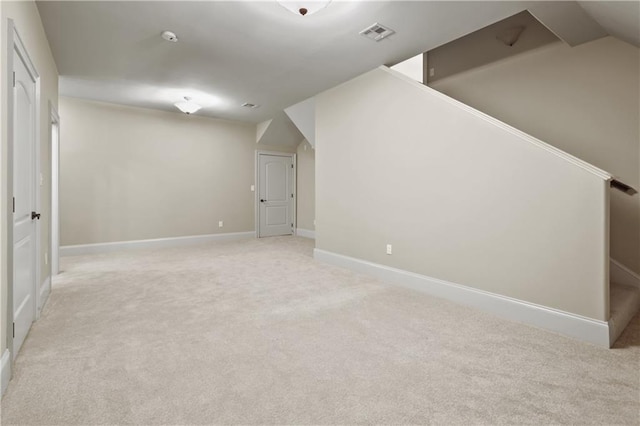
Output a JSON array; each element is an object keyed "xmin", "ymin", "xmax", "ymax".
[
  {"xmin": 50, "ymin": 106, "xmax": 60, "ymax": 277},
  {"xmin": 257, "ymin": 153, "xmax": 295, "ymax": 237},
  {"xmin": 11, "ymin": 46, "xmax": 38, "ymax": 357}
]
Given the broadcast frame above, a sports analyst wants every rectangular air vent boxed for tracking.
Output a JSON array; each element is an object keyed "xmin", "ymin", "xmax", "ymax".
[
  {"xmin": 360, "ymin": 23, "xmax": 395, "ymax": 42},
  {"xmin": 241, "ymin": 102, "xmax": 260, "ymax": 109}
]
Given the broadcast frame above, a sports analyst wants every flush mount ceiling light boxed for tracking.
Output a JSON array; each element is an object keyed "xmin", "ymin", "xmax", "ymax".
[
  {"xmin": 241, "ymin": 102, "xmax": 260, "ymax": 109},
  {"xmin": 277, "ymin": 0, "xmax": 331, "ymax": 16},
  {"xmin": 174, "ymin": 97, "xmax": 201, "ymax": 114},
  {"xmin": 161, "ymin": 30, "xmax": 178, "ymax": 42}
]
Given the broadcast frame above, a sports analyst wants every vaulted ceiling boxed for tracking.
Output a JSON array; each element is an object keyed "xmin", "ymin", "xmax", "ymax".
[{"xmin": 37, "ymin": 1, "xmax": 639, "ymax": 124}]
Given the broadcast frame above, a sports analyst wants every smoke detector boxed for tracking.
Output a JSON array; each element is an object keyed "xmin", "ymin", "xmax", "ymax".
[
  {"xmin": 161, "ymin": 30, "xmax": 178, "ymax": 42},
  {"xmin": 360, "ymin": 23, "xmax": 395, "ymax": 42},
  {"xmin": 241, "ymin": 103, "xmax": 260, "ymax": 109}
]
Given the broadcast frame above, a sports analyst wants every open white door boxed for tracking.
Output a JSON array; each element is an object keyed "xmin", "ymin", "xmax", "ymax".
[
  {"xmin": 257, "ymin": 153, "xmax": 295, "ymax": 237},
  {"xmin": 11, "ymin": 45, "xmax": 39, "ymax": 357}
]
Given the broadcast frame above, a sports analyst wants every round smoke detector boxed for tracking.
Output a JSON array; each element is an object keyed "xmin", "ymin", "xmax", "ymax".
[{"xmin": 161, "ymin": 30, "xmax": 178, "ymax": 42}]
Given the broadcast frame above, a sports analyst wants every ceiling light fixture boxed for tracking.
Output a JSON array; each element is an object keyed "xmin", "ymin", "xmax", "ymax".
[
  {"xmin": 241, "ymin": 102, "xmax": 260, "ymax": 109},
  {"xmin": 174, "ymin": 97, "xmax": 201, "ymax": 114},
  {"xmin": 277, "ymin": 0, "xmax": 331, "ymax": 16}
]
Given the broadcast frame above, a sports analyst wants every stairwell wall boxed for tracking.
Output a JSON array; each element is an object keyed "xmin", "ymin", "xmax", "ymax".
[
  {"xmin": 315, "ymin": 67, "xmax": 610, "ymax": 321},
  {"xmin": 430, "ymin": 36, "xmax": 640, "ymax": 275}
]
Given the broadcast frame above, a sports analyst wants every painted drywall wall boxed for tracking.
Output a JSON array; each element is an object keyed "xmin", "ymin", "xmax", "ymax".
[
  {"xmin": 296, "ymin": 140, "xmax": 315, "ymax": 232},
  {"xmin": 285, "ymin": 98, "xmax": 315, "ymax": 148},
  {"xmin": 256, "ymin": 111, "xmax": 303, "ymax": 147},
  {"xmin": 390, "ymin": 53, "xmax": 423, "ymax": 83},
  {"xmin": 59, "ymin": 97, "xmax": 294, "ymax": 246},
  {"xmin": 426, "ymin": 10, "xmax": 558, "ymax": 83},
  {"xmin": 316, "ymin": 67, "xmax": 609, "ymax": 321},
  {"xmin": 430, "ymin": 36, "xmax": 640, "ymax": 274},
  {"xmin": 1, "ymin": 1, "xmax": 58, "ymax": 356}
]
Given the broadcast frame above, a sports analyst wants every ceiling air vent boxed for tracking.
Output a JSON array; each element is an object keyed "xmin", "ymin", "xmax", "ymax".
[
  {"xmin": 241, "ymin": 102, "xmax": 260, "ymax": 109},
  {"xmin": 360, "ymin": 23, "xmax": 395, "ymax": 42}
]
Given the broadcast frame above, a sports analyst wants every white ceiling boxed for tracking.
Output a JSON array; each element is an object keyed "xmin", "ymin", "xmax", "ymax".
[
  {"xmin": 37, "ymin": 1, "xmax": 639, "ymax": 124},
  {"xmin": 578, "ymin": 1, "xmax": 640, "ymax": 48}
]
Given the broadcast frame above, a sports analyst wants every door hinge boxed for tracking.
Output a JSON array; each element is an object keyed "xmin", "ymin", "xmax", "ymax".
[
  {"xmin": 291, "ymin": 193, "xmax": 293, "ymax": 198},
  {"xmin": 13, "ymin": 197, "xmax": 15, "ymax": 213},
  {"xmin": 13, "ymin": 323, "xmax": 15, "ymax": 338},
  {"xmin": 12, "ymin": 72, "xmax": 16, "ymax": 87},
  {"xmin": 291, "ymin": 164, "xmax": 294, "ymax": 169}
]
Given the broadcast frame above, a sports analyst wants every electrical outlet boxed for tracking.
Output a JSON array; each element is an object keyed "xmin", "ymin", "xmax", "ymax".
[
  {"xmin": 429, "ymin": 68, "xmax": 435, "ymax": 77},
  {"xmin": 386, "ymin": 244, "xmax": 392, "ymax": 255},
  {"xmin": 218, "ymin": 221, "xmax": 223, "ymax": 228},
  {"xmin": 250, "ymin": 185, "xmax": 255, "ymax": 192}
]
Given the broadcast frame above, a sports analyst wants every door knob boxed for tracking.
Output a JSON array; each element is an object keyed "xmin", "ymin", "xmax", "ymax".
[
  {"xmin": 31, "ymin": 211, "xmax": 41, "ymax": 220},
  {"xmin": 260, "ymin": 199, "xmax": 266, "ymax": 203}
]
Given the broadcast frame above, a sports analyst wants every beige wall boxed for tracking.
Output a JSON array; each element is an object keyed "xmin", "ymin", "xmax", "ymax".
[
  {"xmin": 316, "ymin": 67, "xmax": 610, "ymax": 321},
  {"xmin": 430, "ymin": 36, "xmax": 640, "ymax": 274},
  {"xmin": 296, "ymin": 140, "xmax": 315, "ymax": 231},
  {"xmin": 60, "ymin": 97, "xmax": 296, "ymax": 246},
  {"xmin": 1, "ymin": 1, "xmax": 58, "ymax": 355}
]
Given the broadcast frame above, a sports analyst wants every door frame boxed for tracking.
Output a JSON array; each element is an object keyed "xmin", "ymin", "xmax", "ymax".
[
  {"xmin": 49, "ymin": 103, "xmax": 60, "ymax": 278},
  {"xmin": 5, "ymin": 19, "xmax": 41, "ymax": 361},
  {"xmin": 255, "ymin": 150, "xmax": 296, "ymax": 238}
]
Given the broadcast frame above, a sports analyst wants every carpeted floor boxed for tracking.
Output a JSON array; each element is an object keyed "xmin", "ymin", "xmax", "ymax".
[{"xmin": 1, "ymin": 236, "xmax": 639, "ymax": 425}]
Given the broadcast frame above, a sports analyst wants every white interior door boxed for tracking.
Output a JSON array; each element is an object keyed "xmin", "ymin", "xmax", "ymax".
[
  {"xmin": 12, "ymin": 48, "xmax": 38, "ymax": 356},
  {"xmin": 258, "ymin": 154, "xmax": 294, "ymax": 237}
]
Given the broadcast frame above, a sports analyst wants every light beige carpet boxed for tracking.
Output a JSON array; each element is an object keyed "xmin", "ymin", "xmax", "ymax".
[{"xmin": 1, "ymin": 236, "xmax": 639, "ymax": 425}]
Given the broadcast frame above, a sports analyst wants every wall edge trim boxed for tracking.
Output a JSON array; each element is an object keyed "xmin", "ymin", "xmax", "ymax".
[
  {"xmin": 314, "ymin": 248, "xmax": 610, "ymax": 347},
  {"xmin": 1, "ymin": 349, "xmax": 11, "ymax": 396},
  {"xmin": 296, "ymin": 228, "xmax": 315, "ymax": 239},
  {"xmin": 60, "ymin": 232, "xmax": 256, "ymax": 256}
]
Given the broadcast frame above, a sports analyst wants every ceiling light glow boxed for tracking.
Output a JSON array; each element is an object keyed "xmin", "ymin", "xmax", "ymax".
[
  {"xmin": 277, "ymin": 0, "xmax": 331, "ymax": 16},
  {"xmin": 174, "ymin": 97, "xmax": 202, "ymax": 114}
]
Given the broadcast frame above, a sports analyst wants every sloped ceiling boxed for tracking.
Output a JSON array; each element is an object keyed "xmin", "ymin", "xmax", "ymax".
[{"xmin": 578, "ymin": 1, "xmax": 640, "ymax": 48}]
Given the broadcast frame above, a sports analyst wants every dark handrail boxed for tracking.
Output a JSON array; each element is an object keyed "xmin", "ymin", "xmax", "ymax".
[{"xmin": 611, "ymin": 179, "xmax": 637, "ymax": 195}]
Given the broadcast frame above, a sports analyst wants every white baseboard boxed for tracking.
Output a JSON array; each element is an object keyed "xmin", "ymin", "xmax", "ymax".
[
  {"xmin": 38, "ymin": 276, "xmax": 51, "ymax": 319},
  {"xmin": 296, "ymin": 228, "xmax": 315, "ymax": 239},
  {"xmin": 314, "ymin": 249, "xmax": 610, "ymax": 347},
  {"xmin": 1, "ymin": 349, "xmax": 11, "ymax": 396},
  {"xmin": 610, "ymin": 258, "xmax": 640, "ymax": 289},
  {"xmin": 60, "ymin": 231, "xmax": 256, "ymax": 256}
]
